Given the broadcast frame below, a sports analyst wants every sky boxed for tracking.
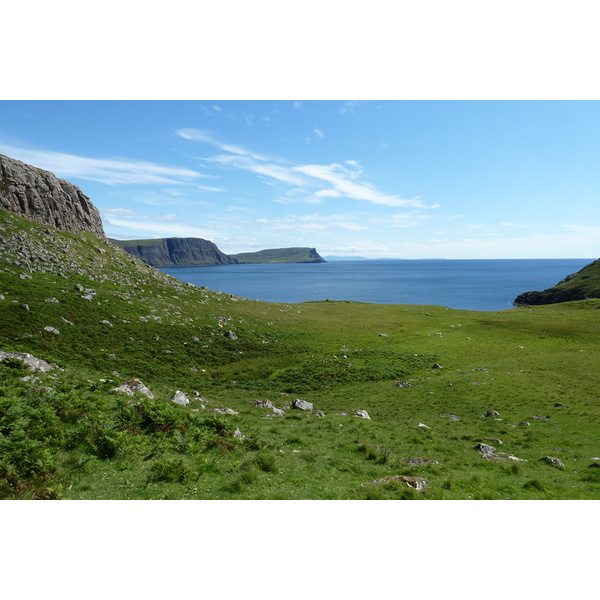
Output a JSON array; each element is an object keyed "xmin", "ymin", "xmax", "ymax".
[{"xmin": 1, "ymin": 99, "xmax": 599, "ymax": 259}]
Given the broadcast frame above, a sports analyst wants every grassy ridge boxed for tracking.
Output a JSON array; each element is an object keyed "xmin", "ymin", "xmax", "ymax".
[
  {"xmin": 515, "ymin": 258, "xmax": 600, "ymax": 304},
  {"xmin": 2, "ymin": 208, "xmax": 600, "ymax": 499},
  {"xmin": 230, "ymin": 247, "xmax": 325, "ymax": 263}
]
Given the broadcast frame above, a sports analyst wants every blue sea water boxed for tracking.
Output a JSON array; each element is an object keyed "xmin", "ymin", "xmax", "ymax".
[{"xmin": 160, "ymin": 258, "xmax": 595, "ymax": 312}]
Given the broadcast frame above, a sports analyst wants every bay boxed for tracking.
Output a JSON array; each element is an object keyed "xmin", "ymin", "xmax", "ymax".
[{"xmin": 159, "ymin": 258, "xmax": 595, "ymax": 311}]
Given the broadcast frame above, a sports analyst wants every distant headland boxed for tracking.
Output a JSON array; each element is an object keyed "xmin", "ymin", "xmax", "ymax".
[{"xmin": 109, "ymin": 237, "xmax": 326, "ymax": 267}]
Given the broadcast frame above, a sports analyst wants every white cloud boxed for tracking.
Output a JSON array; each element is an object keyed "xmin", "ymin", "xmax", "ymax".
[
  {"xmin": 0, "ymin": 143, "xmax": 205, "ymax": 186},
  {"xmin": 104, "ymin": 217, "xmax": 218, "ymax": 239},
  {"xmin": 293, "ymin": 163, "xmax": 424, "ymax": 208},
  {"xmin": 177, "ymin": 128, "xmax": 434, "ymax": 210},
  {"xmin": 198, "ymin": 185, "xmax": 224, "ymax": 192},
  {"xmin": 255, "ymin": 212, "xmax": 368, "ymax": 232},
  {"xmin": 314, "ymin": 128, "xmax": 324, "ymax": 138},
  {"xmin": 101, "ymin": 207, "xmax": 139, "ymax": 217}
]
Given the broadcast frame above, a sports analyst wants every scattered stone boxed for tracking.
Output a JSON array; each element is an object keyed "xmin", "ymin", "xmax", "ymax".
[
  {"xmin": 400, "ymin": 458, "xmax": 439, "ymax": 466},
  {"xmin": 233, "ymin": 428, "xmax": 245, "ymax": 439},
  {"xmin": 417, "ymin": 422, "xmax": 430, "ymax": 429},
  {"xmin": 208, "ymin": 407, "xmax": 238, "ymax": 415},
  {"xmin": 100, "ymin": 320, "xmax": 113, "ymax": 326},
  {"xmin": 518, "ymin": 421, "xmax": 531, "ymax": 427},
  {"xmin": 483, "ymin": 437, "xmax": 503, "ymax": 445},
  {"xmin": 531, "ymin": 415, "xmax": 549, "ymax": 421},
  {"xmin": 254, "ymin": 398, "xmax": 274, "ymax": 409},
  {"xmin": 554, "ymin": 403, "xmax": 564, "ymax": 407},
  {"xmin": 19, "ymin": 273, "xmax": 32, "ymax": 279},
  {"xmin": 292, "ymin": 398, "xmax": 313, "ymax": 411},
  {"xmin": 0, "ymin": 294, "xmax": 5, "ymax": 300},
  {"xmin": 313, "ymin": 410, "xmax": 326, "ymax": 418},
  {"xmin": 43, "ymin": 326, "xmax": 60, "ymax": 335},
  {"xmin": 171, "ymin": 390, "xmax": 190, "ymax": 406},
  {"xmin": 539, "ymin": 456, "xmax": 564, "ymax": 467},
  {"xmin": 269, "ymin": 408, "xmax": 285, "ymax": 417},
  {"xmin": 367, "ymin": 475, "xmax": 428, "ymax": 490},
  {"xmin": 379, "ymin": 333, "xmax": 388, "ymax": 337},
  {"xmin": 224, "ymin": 330, "xmax": 237, "ymax": 340},
  {"xmin": 441, "ymin": 413, "xmax": 461, "ymax": 421},
  {"xmin": 508, "ymin": 455, "xmax": 528, "ymax": 462},
  {"xmin": 74, "ymin": 284, "xmax": 84, "ymax": 291},
  {"xmin": 588, "ymin": 463, "xmax": 600, "ymax": 468},
  {"xmin": 474, "ymin": 443, "xmax": 496, "ymax": 455},
  {"xmin": 61, "ymin": 316, "xmax": 74, "ymax": 325},
  {"xmin": 353, "ymin": 409, "xmax": 371, "ymax": 420},
  {"xmin": 483, "ymin": 410, "xmax": 500, "ymax": 417},
  {"xmin": 45, "ymin": 298, "xmax": 59, "ymax": 303},
  {"xmin": 482, "ymin": 454, "xmax": 508, "ymax": 461},
  {"xmin": 432, "ymin": 363, "xmax": 443, "ymax": 369},
  {"xmin": 111, "ymin": 378, "xmax": 154, "ymax": 399},
  {"xmin": 20, "ymin": 375, "xmax": 41, "ymax": 383},
  {"xmin": 396, "ymin": 380, "xmax": 411, "ymax": 388},
  {"xmin": 22, "ymin": 304, "xmax": 30, "ymax": 310}
]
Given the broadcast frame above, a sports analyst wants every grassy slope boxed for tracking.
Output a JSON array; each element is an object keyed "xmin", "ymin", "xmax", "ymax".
[
  {"xmin": 515, "ymin": 258, "xmax": 600, "ymax": 304},
  {"xmin": 2, "ymin": 208, "xmax": 600, "ymax": 500}
]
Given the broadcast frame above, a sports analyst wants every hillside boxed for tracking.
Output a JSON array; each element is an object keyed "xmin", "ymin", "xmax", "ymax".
[
  {"xmin": 109, "ymin": 237, "xmax": 237, "ymax": 267},
  {"xmin": 3, "ymin": 155, "xmax": 600, "ymax": 500},
  {"xmin": 230, "ymin": 247, "xmax": 325, "ymax": 264},
  {"xmin": 514, "ymin": 258, "xmax": 600, "ymax": 305}
]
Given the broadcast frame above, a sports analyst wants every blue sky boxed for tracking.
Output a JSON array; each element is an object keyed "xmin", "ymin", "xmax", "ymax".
[{"xmin": 1, "ymin": 100, "xmax": 599, "ymax": 259}]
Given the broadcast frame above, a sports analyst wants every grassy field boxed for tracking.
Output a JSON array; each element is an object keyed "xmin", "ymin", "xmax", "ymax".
[{"xmin": 2, "ymin": 208, "xmax": 600, "ymax": 500}]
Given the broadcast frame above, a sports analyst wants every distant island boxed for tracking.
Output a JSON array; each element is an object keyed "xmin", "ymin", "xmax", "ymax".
[{"xmin": 109, "ymin": 237, "xmax": 325, "ymax": 267}]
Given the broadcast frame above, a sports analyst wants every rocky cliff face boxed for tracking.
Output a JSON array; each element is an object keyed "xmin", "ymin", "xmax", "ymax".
[
  {"xmin": 112, "ymin": 237, "xmax": 238, "ymax": 267},
  {"xmin": 0, "ymin": 154, "xmax": 106, "ymax": 240}
]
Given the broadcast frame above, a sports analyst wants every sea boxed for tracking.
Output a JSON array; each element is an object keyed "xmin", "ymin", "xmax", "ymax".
[{"xmin": 159, "ymin": 258, "xmax": 595, "ymax": 312}]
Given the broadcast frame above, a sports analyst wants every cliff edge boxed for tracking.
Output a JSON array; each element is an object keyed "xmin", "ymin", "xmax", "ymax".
[
  {"xmin": 0, "ymin": 154, "xmax": 106, "ymax": 240},
  {"xmin": 110, "ymin": 237, "xmax": 238, "ymax": 267}
]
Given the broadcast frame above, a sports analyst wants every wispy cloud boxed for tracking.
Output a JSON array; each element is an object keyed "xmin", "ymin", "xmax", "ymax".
[
  {"xmin": 104, "ymin": 217, "xmax": 218, "ymax": 239},
  {"xmin": 293, "ymin": 163, "xmax": 424, "ymax": 208},
  {"xmin": 198, "ymin": 185, "xmax": 224, "ymax": 192},
  {"xmin": 176, "ymin": 128, "xmax": 430, "ymax": 209},
  {"xmin": 101, "ymin": 207, "xmax": 140, "ymax": 218},
  {"xmin": 255, "ymin": 213, "xmax": 369, "ymax": 232},
  {"xmin": 314, "ymin": 128, "xmax": 324, "ymax": 138},
  {"xmin": 0, "ymin": 143, "xmax": 205, "ymax": 186}
]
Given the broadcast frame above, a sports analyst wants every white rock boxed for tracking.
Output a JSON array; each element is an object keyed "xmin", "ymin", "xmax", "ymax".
[{"xmin": 171, "ymin": 390, "xmax": 190, "ymax": 406}]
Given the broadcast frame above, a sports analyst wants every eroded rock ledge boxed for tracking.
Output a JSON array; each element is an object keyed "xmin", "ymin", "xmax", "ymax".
[{"xmin": 0, "ymin": 153, "xmax": 106, "ymax": 240}]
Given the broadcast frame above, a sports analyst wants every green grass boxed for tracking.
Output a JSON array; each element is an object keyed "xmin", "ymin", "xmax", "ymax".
[{"xmin": 2, "ymin": 207, "xmax": 600, "ymax": 499}]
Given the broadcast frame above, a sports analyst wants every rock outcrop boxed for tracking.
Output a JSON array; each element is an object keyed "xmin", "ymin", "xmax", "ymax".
[
  {"xmin": 0, "ymin": 154, "xmax": 106, "ymax": 240},
  {"xmin": 109, "ymin": 237, "xmax": 238, "ymax": 267}
]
